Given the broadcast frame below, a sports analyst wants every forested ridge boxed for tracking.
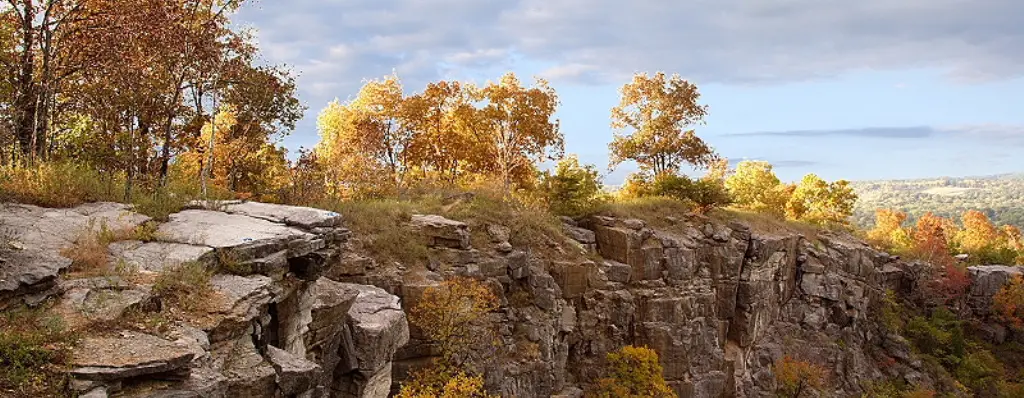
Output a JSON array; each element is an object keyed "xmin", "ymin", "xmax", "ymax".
[{"xmin": 853, "ymin": 174, "xmax": 1024, "ymax": 229}]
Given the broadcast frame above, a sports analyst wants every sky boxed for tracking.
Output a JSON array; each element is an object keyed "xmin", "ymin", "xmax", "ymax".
[{"xmin": 234, "ymin": 0, "xmax": 1024, "ymax": 185}]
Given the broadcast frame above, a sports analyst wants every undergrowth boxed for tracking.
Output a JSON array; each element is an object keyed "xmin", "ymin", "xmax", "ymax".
[
  {"xmin": 0, "ymin": 304, "xmax": 77, "ymax": 397},
  {"xmin": 0, "ymin": 162, "xmax": 233, "ymax": 220}
]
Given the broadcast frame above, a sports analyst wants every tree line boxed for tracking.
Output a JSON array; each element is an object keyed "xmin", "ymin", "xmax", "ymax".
[{"xmin": 0, "ymin": 0, "xmax": 303, "ymax": 201}]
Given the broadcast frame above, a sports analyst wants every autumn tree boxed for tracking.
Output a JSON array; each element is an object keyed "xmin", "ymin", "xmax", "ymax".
[
  {"xmin": 725, "ymin": 161, "xmax": 792, "ymax": 218},
  {"xmin": 867, "ymin": 209, "xmax": 912, "ymax": 253},
  {"xmin": 609, "ymin": 72, "xmax": 718, "ymax": 176},
  {"xmin": 911, "ymin": 212, "xmax": 953, "ymax": 266},
  {"xmin": 409, "ymin": 277, "xmax": 500, "ymax": 371},
  {"xmin": 958, "ymin": 210, "xmax": 999, "ymax": 255},
  {"xmin": 397, "ymin": 370, "xmax": 495, "ymax": 398},
  {"xmin": 593, "ymin": 346, "xmax": 676, "ymax": 398},
  {"xmin": 774, "ymin": 356, "xmax": 828, "ymax": 398},
  {"xmin": 994, "ymin": 275, "xmax": 1024, "ymax": 329},
  {"xmin": 475, "ymin": 73, "xmax": 562, "ymax": 192},
  {"xmin": 173, "ymin": 107, "xmax": 291, "ymax": 201},
  {"xmin": 403, "ymin": 80, "xmax": 478, "ymax": 184},
  {"xmin": 786, "ymin": 174, "xmax": 857, "ymax": 225}
]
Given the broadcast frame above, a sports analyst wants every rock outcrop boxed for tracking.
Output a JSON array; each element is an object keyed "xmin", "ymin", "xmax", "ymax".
[
  {"xmin": 334, "ymin": 211, "xmax": 929, "ymax": 397},
  {"xmin": 6, "ymin": 198, "xmax": 1024, "ymax": 397},
  {"xmin": 0, "ymin": 201, "xmax": 407, "ymax": 398}
]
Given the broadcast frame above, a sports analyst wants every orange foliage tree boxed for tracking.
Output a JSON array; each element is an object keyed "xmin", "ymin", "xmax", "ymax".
[
  {"xmin": 912, "ymin": 212, "xmax": 954, "ymax": 266},
  {"xmin": 774, "ymin": 356, "xmax": 828, "ymax": 398},
  {"xmin": 867, "ymin": 209, "xmax": 912, "ymax": 253},
  {"xmin": 993, "ymin": 275, "xmax": 1024, "ymax": 329}
]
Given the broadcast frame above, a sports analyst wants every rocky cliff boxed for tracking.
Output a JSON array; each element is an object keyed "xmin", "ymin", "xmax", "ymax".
[
  {"xmin": 1, "ymin": 200, "xmax": 1017, "ymax": 397},
  {"xmin": 1, "ymin": 201, "xmax": 409, "ymax": 398}
]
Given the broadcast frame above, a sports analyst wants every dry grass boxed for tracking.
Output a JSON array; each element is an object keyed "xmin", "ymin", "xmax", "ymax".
[
  {"xmin": 320, "ymin": 184, "xmax": 585, "ymax": 266},
  {"xmin": 595, "ymin": 196, "xmax": 697, "ymax": 228},
  {"xmin": 713, "ymin": 208, "xmax": 824, "ymax": 240},
  {"xmin": 0, "ymin": 162, "xmax": 122, "ymax": 207},
  {"xmin": 61, "ymin": 220, "xmax": 161, "ymax": 278},
  {"xmin": 152, "ymin": 261, "xmax": 214, "ymax": 314}
]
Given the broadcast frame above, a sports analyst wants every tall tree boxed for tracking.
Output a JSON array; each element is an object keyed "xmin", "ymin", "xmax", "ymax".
[
  {"xmin": 609, "ymin": 72, "xmax": 718, "ymax": 176},
  {"xmin": 403, "ymin": 80, "xmax": 476, "ymax": 184},
  {"xmin": 475, "ymin": 72, "xmax": 562, "ymax": 192}
]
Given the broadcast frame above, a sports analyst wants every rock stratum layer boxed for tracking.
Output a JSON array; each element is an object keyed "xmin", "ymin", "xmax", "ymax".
[{"xmin": 1, "ymin": 200, "xmax": 1019, "ymax": 397}]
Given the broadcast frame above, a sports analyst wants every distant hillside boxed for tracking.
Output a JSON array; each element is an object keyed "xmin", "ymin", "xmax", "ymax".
[{"xmin": 851, "ymin": 173, "xmax": 1024, "ymax": 228}]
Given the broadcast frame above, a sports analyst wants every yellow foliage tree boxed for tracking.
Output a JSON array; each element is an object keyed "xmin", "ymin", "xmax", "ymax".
[
  {"xmin": 593, "ymin": 346, "xmax": 676, "ymax": 398},
  {"xmin": 609, "ymin": 72, "xmax": 718, "ymax": 176},
  {"xmin": 410, "ymin": 277, "xmax": 500, "ymax": 369},
  {"xmin": 774, "ymin": 356, "xmax": 828, "ymax": 398},
  {"xmin": 174, "ymin": 107, "xmax": 290, "ymax": 201},
  {"xmin": 475, "ymin": 73, "xmax": 563, "ymax": 192},
  {"xmin": 786, "ymin": 174, "xmax": 857, "ymax": 225},
  {"xmin": 725, "ymin": 161, "xmax": 792, "ymax": 218},
  {"xmin": 397, "ymin": 370, "xmax": 495, "ymax": 398},
  {"xmin": 958, "ymin": 210, "xmax": 999, "ymax": 255}
]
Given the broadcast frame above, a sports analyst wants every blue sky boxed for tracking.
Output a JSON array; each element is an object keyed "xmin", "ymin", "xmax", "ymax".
[{"xmin": 235, "ymin": 0, "xmax": 1024, "ymax": 184}]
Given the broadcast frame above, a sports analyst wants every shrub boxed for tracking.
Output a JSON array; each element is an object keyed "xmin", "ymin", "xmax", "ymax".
[
  {"xmin": 650, "ymin": 173, "xmax": 731, "ymax": 213},
  {"xmin": 593, "ymin": 345, "xmax": 676, "ymax": 398},
  {"xmin": 152, "ymin": 261, "xmax": 214, "ymax": 313},
  {"xmin": 774, "ymin": 356, "xmax": 828, "ymax": 398},
  {"xmin": 725, "ymin": 161, "xmax": 792, "ymax": 218},
  {"xmin": 409, "ymin": 277, "xmax": 500, "ymax": 370},
  {"xmin": 396, "ymin": 366, "xmax": 495, "ymax": 398},
  {"xmin": 0, "ymin": 306, "xmax": 77, "ymax": 396},
  {"xmin": 537, "ymin": 155, "xmax": 605, "ymax": 217}
]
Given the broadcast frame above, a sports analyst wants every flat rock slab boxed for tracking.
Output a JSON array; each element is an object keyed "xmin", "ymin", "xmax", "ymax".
[
  {"xmin": 157, "ymin": 210, "xmax": 311, "ymax": 249},
  {"xmin": 409, "ymin": 214, "xmax": 470, "ymax": 249},
  {"xmin": 109, "ymin": 241, "xmax": 214, "ymax": 273},
  {"xmin": 0, "ymin": 202, "xmax": 149, "ymax": 307},
  {"xmin": 212, "ymin": 201, "xmax": 343, "ymax": 229},
  {"xmin": 72, "ymin": 332, "xmax": 195, "ymax": 381}
]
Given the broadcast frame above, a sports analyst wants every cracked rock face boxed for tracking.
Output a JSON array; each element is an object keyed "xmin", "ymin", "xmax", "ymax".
[
  {"xmin": 0, "ymin": 201, "xmax": 409, "ymax": 398},
  {"xmin": 0, "ymin": 202, "xmax": 149, "ymax": 309}
]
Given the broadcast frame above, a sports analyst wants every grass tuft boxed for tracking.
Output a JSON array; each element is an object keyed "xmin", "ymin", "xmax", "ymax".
[{"xmin": 152, "ymin": 261, "xmax": 214, "ymax": 313}]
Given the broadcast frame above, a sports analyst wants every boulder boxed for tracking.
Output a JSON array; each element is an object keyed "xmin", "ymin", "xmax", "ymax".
[
  {"xmin": 409, "ymin": 214, "xmax": 470, "ymax": 249},
  {"xmin": 267, "ymin": 345, "xmax": 321, "ymax": 395}
]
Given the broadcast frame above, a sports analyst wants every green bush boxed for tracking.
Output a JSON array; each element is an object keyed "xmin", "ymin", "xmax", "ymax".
[
  {"xmin": 537, "ymin": 155, "xmax": 605, "ymax": 217},
  {"xmin": 650, "ymin": 173, "xmax": 731, "ymax": 212}
]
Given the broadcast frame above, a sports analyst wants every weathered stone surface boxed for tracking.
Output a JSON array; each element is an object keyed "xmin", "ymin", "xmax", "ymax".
[
  {"xmin": 267, "ymin": 345, "xmax": 321, "ymax": 395},
  {"xmin": 409, "ymin": 214, "xmax": 471, "ymax": 249},
  {"xmin": 0, "ymin": 202, "xmax": 148, "ymax": 308},
  {"xmin": 72, "ymin": 332, "xmax": 195, "ymax": 381},
  {"xmin": 969, "ymin": 265, "xmax": 1024, "ymax": 315},
  {"xmin": 212, "ymin": 201, "xmax": 344, "ymax": 229},
  {"xmin": 343, "ymin": 284, "xmax": 410, "ymax": 373},
  {"xmin": 108, "ymin": 241, "xmax": 213, "ymax": 273}
]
